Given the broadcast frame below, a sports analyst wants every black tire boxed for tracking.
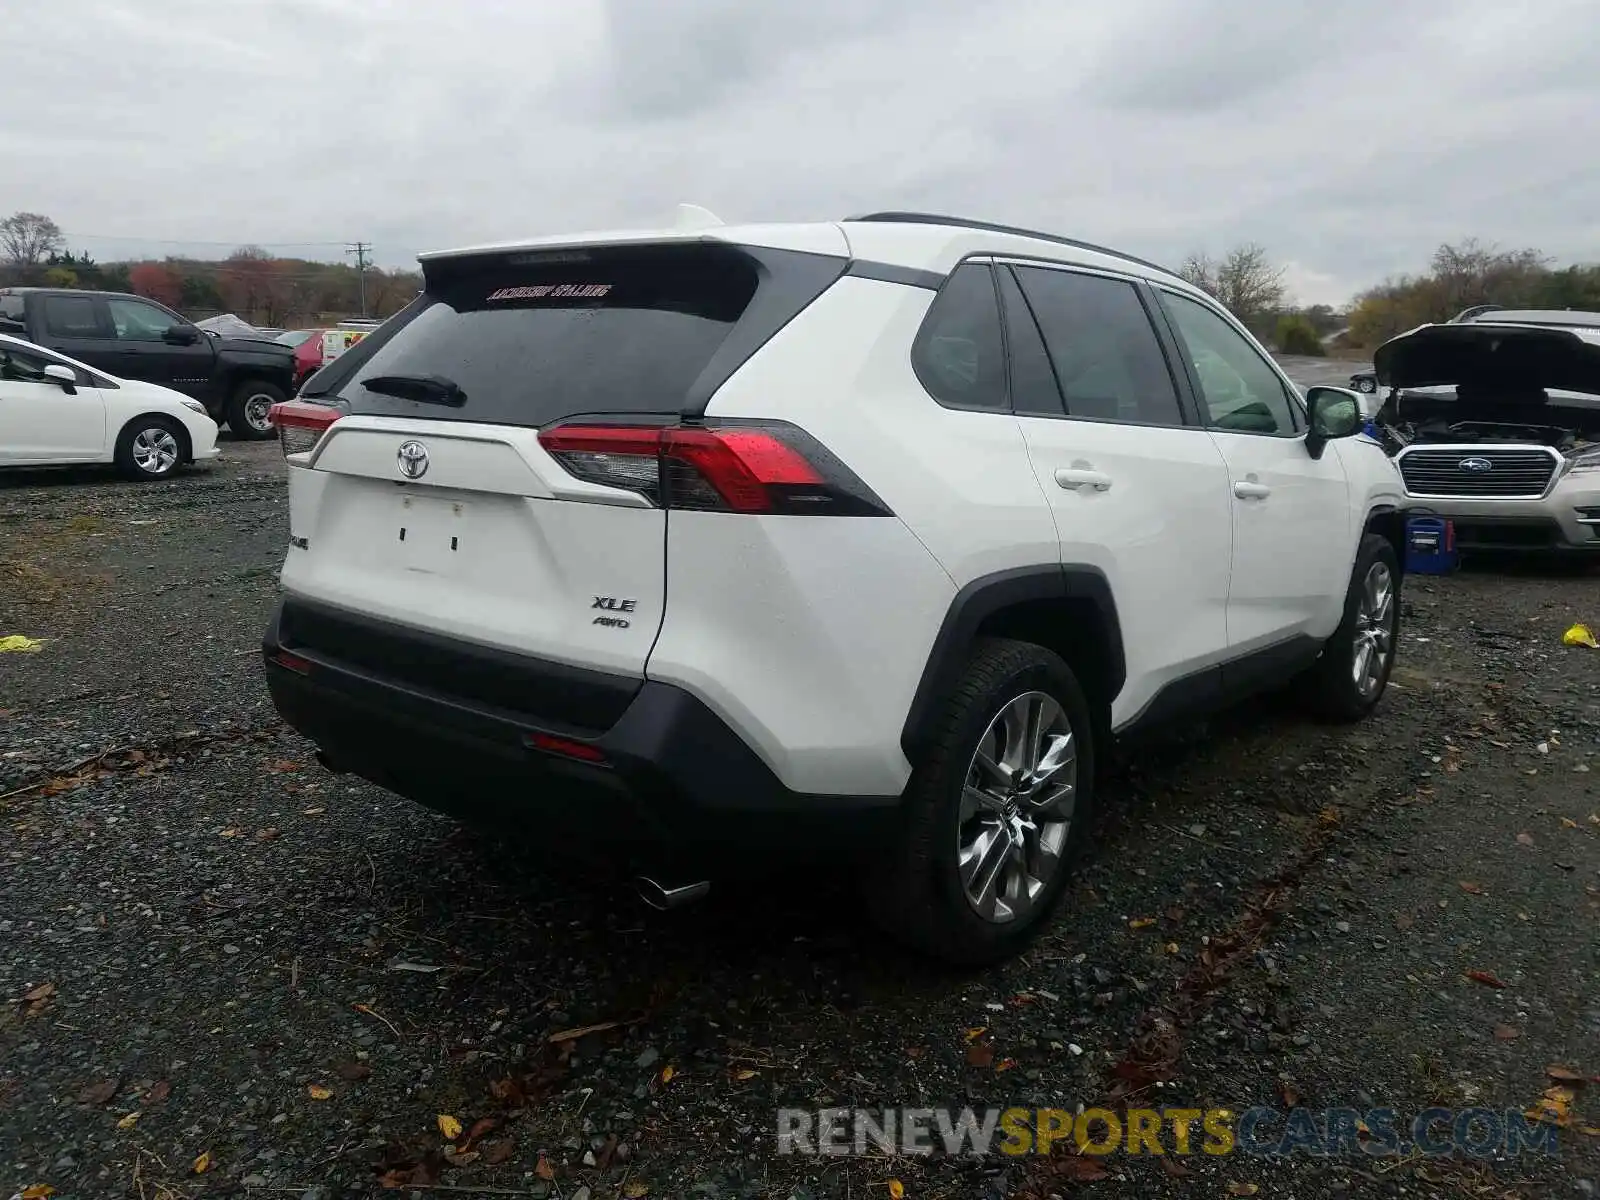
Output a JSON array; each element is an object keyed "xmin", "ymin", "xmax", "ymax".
[
  {"xmin": 1299, "ymin": 533, "xmax": 1401, "ymax": 721},
  {"xmin": 864, "ymin": 638, "xmax": 1095, "ymax": 966},
  {"xmin": 226, "ymin": 379, "xmax": 285, "ymax": 440},
  {"xmin": 114, "ymin": 415, "xmax": 188, "ymax": 481}
]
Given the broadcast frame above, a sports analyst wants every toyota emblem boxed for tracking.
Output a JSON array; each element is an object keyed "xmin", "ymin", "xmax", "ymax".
[
  {"xmin": 1458, "ymin": 457, "xmax": 1494, "ymax": 474},
  {"xmin": 397, "ymin": 440, "xmax": 430, "ymax": 479}
]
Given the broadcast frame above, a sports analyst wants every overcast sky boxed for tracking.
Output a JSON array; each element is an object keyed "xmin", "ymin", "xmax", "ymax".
[{"xmin": 3, "ymin": 0, "xmax": 1596, "ymax": 306}]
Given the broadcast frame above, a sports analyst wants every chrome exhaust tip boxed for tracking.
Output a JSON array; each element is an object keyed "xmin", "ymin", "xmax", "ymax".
[{"xmin": 635, "ymin": 876, "xmax": 711, "ymax": 910}]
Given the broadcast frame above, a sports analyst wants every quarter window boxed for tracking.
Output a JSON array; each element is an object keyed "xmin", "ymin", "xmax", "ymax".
[
  {"xmin": 1011, "ymin": 266, "xmax": 1184, "ymax": 427},
  {"xmin": 1160, "ymin": 291, "xmax": 1301, "ymax": 435},
  {"xmin": 911, "ymin": 263, "xmax": 1008, "ymax": 411}
]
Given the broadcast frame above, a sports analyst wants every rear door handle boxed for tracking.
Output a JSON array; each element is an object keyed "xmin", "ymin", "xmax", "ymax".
[
  {"xmin": 1055, "ymin": 468, "xmax": 1113, "ymax": 493},
  {"xmin": 1233, "ymin": 481, "xmax": 1272, "ymax": 500}
]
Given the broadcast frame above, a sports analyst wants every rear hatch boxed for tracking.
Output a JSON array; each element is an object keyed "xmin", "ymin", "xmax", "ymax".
[{"xmin": 275, "ymin": 238, "xmax": 846, "ymax": 702}]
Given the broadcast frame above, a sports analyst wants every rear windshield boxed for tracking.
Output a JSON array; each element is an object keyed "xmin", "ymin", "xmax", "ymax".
[{"xmin": 319, "ymin": 243, "xmax": 775, "ymax": 426}]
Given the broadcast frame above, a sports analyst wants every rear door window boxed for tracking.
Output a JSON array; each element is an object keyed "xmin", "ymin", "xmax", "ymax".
[
  {"xmin": 43, "ymin": 295, "xmax": 107, "ymax": 339},
  {"xmin": 324, "ymin": 244, "xmax": 785, "ymax": 426},
  {"xmin": 1012, "ymin": 266, "xmax": 1185, "ymax": 427}
]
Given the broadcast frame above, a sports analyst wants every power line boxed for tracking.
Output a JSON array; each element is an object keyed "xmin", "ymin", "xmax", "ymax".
[
  {"xmin": 347, "ymin": 242, "xmax": 372, "ymax": 317},
  {"xmin": 64, "ymin": 231, "xmax": 354, "ymax": 248}
]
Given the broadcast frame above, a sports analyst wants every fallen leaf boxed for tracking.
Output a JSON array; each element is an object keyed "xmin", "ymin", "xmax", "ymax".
[
  {"xmin": 660, "ymin": 1065, "xmax": 676, "ymax": 1085},
  {"xmin": 1319, "ymin": 805, "xmax": 1341, "ymax": 825},
  {"xmin": 888, "ymin": 1181, "xmax": 906, "ymax": 1199},
  {"xmin": 218, "ymin": 828, "xmax": 242, "ymax": 838},
  {"xmin": 21, "ymin": 982, "xmax": 56, "ymax": 1004},
  {"xmin": 1465, "ymin": 969, "xmax": 1507, "ymax": 988},
  {"xmin": 1459, "ymin": 881, "xmax": 1485, "ymax": 895},
  {"xmin": 462, "ymin": 1117, "xmax": 498, "ymax": 1148},
  {"xmin": 481, "ymin": 1139, "xmax": 515, "ymax": 1165},
  {"xmin": 623, "ymin": 1183, "xmax": 649, "ymax": 1199},
  {"xmin": 535, "ymin": 1153, "xmax": 555, "ymax": 1180},
  {"xmin": 995, "ymin": 1058, "xmax": 1019, "ymax": 1073},
  {"xmin": 256, "ymin": 827, "xmax": 281, "ymax": 841},
  {"xmin": 966, "ymin": 1041, "xmax": 995, "ymax": 1068},
  {"xmin": 193, "ymin": 1151, "xmax": 212, "ymax": 1174},
  {"xmin": 1561, "ymin": 817, "xmax": 1578, "ymax": 829},
  {"xmin": 116, "ymin": 1110, "xmax": 140, "ymax": 1129},
  {"xmin": 964, "ymin": 1026, "xmax": 987, "ymax": 1042},
  {"xmin": 1516, "ymin": 832, "xmax": 1534, "ymax": 846},
  {"xmin": 1129, "ymin": 916, "xmax": 1156, "ymax": 930},
  {"xmin": 19, "ymin": 1186, "xmax": 55, "ymax": 1200},
  {"xmin": 1277, "ymin": 1080, "xmax": 1301, "ymax": 1108},
  {"xmin": 1494, "ymin": 1025, "xmax": 1520, "ymax": 1041},
  {"xmin": 437, "ymin": 1113, "xmax": 463, "ymax": 1140},
  {"xmin": 143, "ymin": 1080, "xmax": 172, "ymax": 1105},
  {"xmin": 77, "ymin": 1079, "xmax": 119, "ymax": 1106},
  {"xmin": 904, "ymin": 1046, "xmax": 926, "ymax": 1059},
  {"xmin": 267, "ymin": 759, "xmax": 302, "ymax": 773},
  {"xmin": 1546, "ymin": 1064, "xmax": 1584, "ymax": 1084},
  {"xmin": 444, "ymin": 1150, "xmax": 479, "ymax": 1167},
  {"xmin": 547, "ymin": 1019, "xmax": 622, "ymax": 1043},
  {"xmin": 1226, "ymin": 1184, "xmax": 1261, "ymax": 1197},
  {"xmin": 303, "ymin": 806, "xmax": 326, "ymax": 816},
  {"xmin": 1527, "ymin": 1085, "xmax": 1576, "ymax": 1127},
  {"xmin": 307, "ymin": 1084, "xmax": 333, "ymax": 1101},
  {"xmin": 1395, "ymin": 912, "xmax": 1414, "ymax": 931},
  {"xmin": 1160, "ymin": 1158, "xmax": 1194, "ymax": 1178},
  {"xmin": 1057, "ymin": 1157, "xmax": 1108, "ymax": 1182},
  {"xmin": 335, "ymin": 1061, "xmax": 372, "ymax": 1082},
  {"xmin": 732, "ymin": 1068, "xmax": 759, "ymax": 1081}
]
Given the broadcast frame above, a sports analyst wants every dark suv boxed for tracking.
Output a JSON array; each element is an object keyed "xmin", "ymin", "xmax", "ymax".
[{"xmin": 0, "ymin": 288, "xmax": 295, "ymax": 439}]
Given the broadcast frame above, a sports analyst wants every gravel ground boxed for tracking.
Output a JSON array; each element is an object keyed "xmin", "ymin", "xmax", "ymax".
[{"xmin": 2, "ymin": 430, "xmax": 1596, "ymax": 1200}]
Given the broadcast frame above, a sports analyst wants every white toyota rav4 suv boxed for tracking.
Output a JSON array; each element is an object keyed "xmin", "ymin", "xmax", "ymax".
[{"xmin": 262, "ymin": 212, "xmax": 1407, "ymax": 963}]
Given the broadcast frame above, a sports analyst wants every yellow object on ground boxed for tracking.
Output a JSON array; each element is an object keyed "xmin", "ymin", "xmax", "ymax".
[
  {"xmin": 0, "ymin": 635, "xmax": 45, "ymax": 653},
  {"xmin": 1562, "ymin": 623, "xmax": 1599, "ymax": 648}
]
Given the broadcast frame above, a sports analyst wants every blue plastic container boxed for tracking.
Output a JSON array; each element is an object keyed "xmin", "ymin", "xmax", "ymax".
[{"xmin": 1404, "ymin": 516, "xmax": 1457, "ymax": 574}]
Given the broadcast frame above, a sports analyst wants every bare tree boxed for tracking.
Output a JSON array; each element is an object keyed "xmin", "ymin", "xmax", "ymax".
[
  {"xmin": 1178, "ymin": 243, "xmax": 1287, "ymax": 330},
  {"xmin": 0, "ymin": 212, "xmax": 64, "ymax": 270}
]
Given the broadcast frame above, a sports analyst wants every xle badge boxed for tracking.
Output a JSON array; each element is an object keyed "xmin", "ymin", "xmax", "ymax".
[{"xmin": 592, "ymin": 595, "xmax": 637, "ymax": 629}]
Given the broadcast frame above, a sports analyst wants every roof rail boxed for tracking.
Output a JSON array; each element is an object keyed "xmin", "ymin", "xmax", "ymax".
[{"xmin": 845, "ymin": 211, "xmax": 1176, "ymax": 277}]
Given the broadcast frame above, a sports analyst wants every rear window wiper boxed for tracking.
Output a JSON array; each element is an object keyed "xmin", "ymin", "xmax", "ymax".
[{"xmin": 360, "ymin": 373, "xmax": 468, "ymax": 407}]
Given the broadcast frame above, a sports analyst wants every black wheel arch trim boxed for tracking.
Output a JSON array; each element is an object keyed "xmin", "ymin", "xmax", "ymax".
[{"xmin": 899, "ymin": 564, "xmax": 1125, "ymax": 761}]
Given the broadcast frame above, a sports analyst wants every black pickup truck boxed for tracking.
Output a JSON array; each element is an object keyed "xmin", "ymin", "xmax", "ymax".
[{"xmin": 0, "ymin": 287, "xmax": 295, "ymax": 439}]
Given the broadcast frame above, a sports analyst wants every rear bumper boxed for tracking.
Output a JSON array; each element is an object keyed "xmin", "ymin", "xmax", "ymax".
[{"xmin": 262, "ymin": 599, "xmax": 901, "ymax": 865}]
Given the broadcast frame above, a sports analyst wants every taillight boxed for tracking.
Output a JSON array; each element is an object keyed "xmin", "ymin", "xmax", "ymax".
[
  {"xmin": 536, "ymin": 420, "xmax": 891, "ymax": 516},
  {"xmin": 268, "ymin": 399, "xmax": 342, "ymax": 458}
]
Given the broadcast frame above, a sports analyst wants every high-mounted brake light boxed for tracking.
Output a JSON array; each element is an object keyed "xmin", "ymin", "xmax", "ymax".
[
  {"xmin": 268, "ymin": 399, "xmax": 343, "ymax": 458},
  {"xmin": 536, "ymin": 420, "xmax": 890, "ymax": 516}
]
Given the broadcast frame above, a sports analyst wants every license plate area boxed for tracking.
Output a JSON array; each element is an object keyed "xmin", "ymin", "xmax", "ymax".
[{"xmin": 397, "ymin": 492, "xmax": 468, "ymax": 576}]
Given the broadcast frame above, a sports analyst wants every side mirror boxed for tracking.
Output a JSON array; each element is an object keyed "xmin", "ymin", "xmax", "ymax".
[
  {"xmin": 43, "ymin": 363, "xmax": 78, "ymax": 395},
  {"xmin": 1304, "ymin": 386, "xmax": 1363, "ymax": 460},
  {"xmin": 163, "ymin": 324, "xmax": 200, "ymax": 345}
]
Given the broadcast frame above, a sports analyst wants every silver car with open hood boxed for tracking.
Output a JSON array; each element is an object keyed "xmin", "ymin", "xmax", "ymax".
[{"xmin": 1370, "ymin": 311, "xmax": 1600, "ymax": 554}]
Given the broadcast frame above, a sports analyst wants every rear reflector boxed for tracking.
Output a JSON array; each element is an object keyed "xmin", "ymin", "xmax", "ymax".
[
  {"xmin": 267, "ymin": 649, "xmax": 313, "ymax": 675},
  {"xmin": 537, "ymin": 420, "xmax": 890, "ymax": 516},
  {"xmin": 524, "ymin": 732, "xmax": 609, "ymax": 764},
  {"xmin": 268, "ymin": 399, "xmax": 343, "ymax": 458}
]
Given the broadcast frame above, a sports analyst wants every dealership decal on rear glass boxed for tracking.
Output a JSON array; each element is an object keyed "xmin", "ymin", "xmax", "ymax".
[{"xmin": 487, "ymin": 283, "xmax": 612, "ymax": 302}]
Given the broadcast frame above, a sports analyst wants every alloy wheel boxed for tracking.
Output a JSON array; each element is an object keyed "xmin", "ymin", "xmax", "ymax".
[
  {"xmin": 243, "ymin": 394, "xmax": 275, "ymax": 432},
  {"xmin": 1352, "ymin": 560, "xmax": 1395, "ymax": 698},
  {"xmin": 956, "ymin": 690, "xmax": 1077, "ymax": 924},
  {"xmin": 131, "ymin": 427, "xmax": 179, "ymax": 476}
]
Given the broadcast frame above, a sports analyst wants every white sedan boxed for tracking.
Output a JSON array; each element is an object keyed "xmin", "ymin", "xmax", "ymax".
[{"xmin": 0, "ymin": 332, "xmax": 219, "ymax": 480}]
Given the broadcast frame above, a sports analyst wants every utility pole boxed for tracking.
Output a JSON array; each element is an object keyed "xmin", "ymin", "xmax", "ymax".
[{"xmin": 346, "ymin": 241, "xmax": 372, "ymax": 317}]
